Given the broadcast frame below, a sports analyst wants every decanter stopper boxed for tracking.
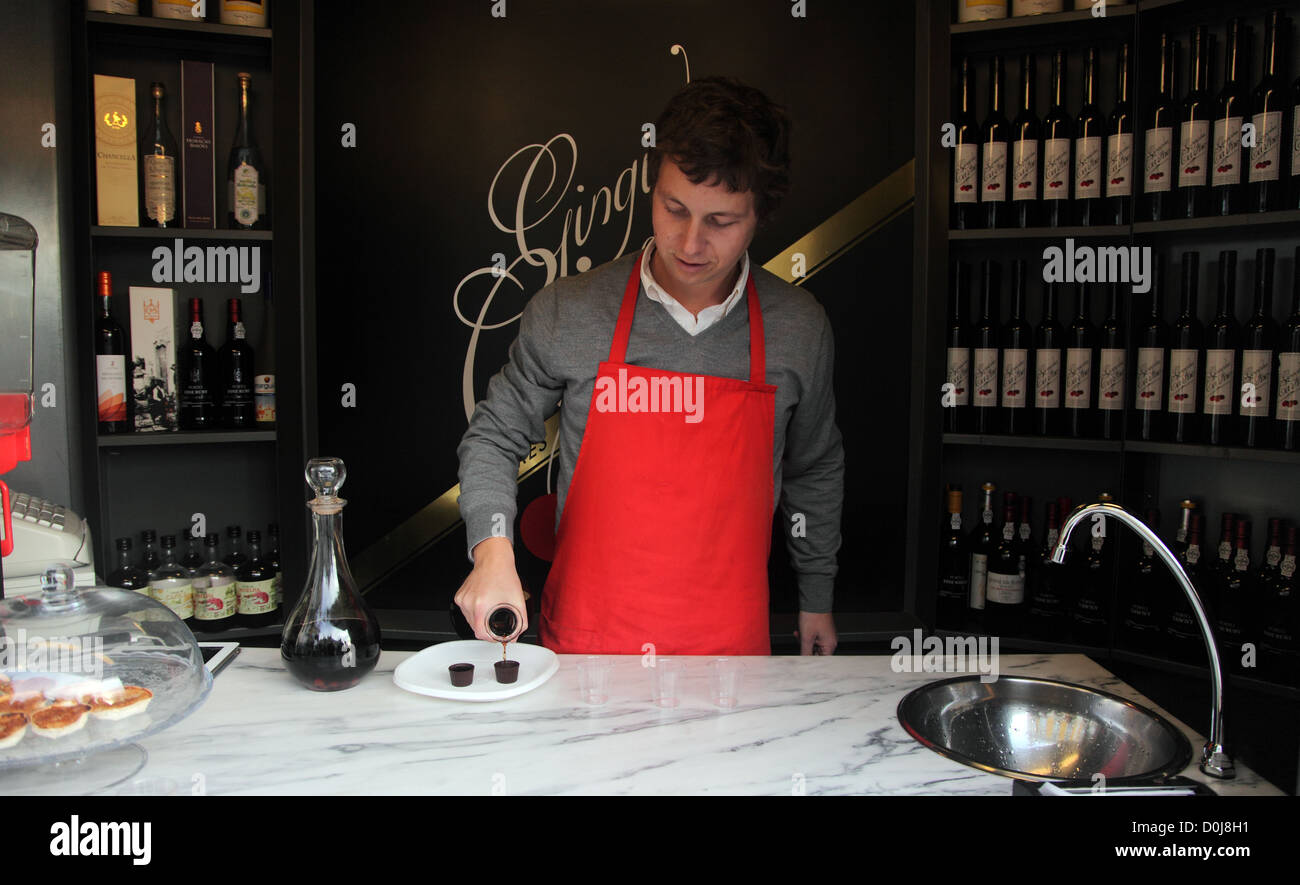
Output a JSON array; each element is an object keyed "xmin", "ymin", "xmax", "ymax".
[{"xmin": 306, "ymin": 456, "xmax": 346, "ymax": 498}]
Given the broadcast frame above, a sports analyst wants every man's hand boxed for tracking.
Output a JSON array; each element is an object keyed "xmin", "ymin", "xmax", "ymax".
[
  {"xmin": 795, "ymin": 611, "xmax": 837, "ymax": 655},
  {"xmin": 454, "ymin": 537, "xmax": 529, "ymax": 641}
]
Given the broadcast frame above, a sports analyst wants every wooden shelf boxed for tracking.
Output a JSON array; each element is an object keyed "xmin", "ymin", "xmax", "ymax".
[
  {"xmin": 950, "ymin": 224, "xmax": 1128, "ymax": 241},
  {"xmin": 91, "ymin": 226, "xmax": 272, "ymax": 241},
  {"xmin": 1133, "ymin": 209, "xmax": 1300, "ymax": 237},
  {"xmin": 951, "ymin": 4, "xmax": 1134, "ymax": 37},
  {"xmin": 86, "ymin": 10, "xmax": 271, "ymax": 41},
  {"xmin": 944, "ymin": 432, "xmax": 1123, "ymax": 452},
  {"xmin": 98, "ymin": 430, "xmax": 276, "ymax": 447},
  {"xmin": 944, "ymin": 433, "xmax": 1300, "ymax": 463}
]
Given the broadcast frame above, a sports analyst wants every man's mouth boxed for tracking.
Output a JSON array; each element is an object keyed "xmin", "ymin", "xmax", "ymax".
[{"xmin": 675, "ymin": 255, "xmax": 707, "ymax": 271}]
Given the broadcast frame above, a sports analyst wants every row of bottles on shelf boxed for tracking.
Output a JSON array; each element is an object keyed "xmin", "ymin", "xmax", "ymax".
[
  {"xmin": 90, "ymin": 0, "xmax": 269, "ymax": 28},
  {"xmin": 938, "ymin": 484, "xmax": 1299, "ymax": 686},
  {"xmin": 944, "ymin": 246, "xmax": 1300, "ymax": 448},
  {"xmin": 956, "ymin": 1, "xmax": 1123, "ymax": 24},
  {"xmin": 106, "ymin": 522, "xmax": 282, "ymax": 631},
  {"xmin": 952, "ymin": 12, "xmax": 1300, "ymax": 229}
]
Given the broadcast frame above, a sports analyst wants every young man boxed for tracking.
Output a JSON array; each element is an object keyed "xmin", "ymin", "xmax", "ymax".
[{"xmin": 456, "ymin": 76, "xmax": 844, "ymax": 655}]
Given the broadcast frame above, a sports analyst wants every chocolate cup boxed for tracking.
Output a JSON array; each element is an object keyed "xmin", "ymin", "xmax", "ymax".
[
  {"xmin": 449, "ymin": 663, "xmax": 475, "ymax": 687},
  {"xmin": 494, "ymin": 660, "xmax": 520, "ymax": 684}
]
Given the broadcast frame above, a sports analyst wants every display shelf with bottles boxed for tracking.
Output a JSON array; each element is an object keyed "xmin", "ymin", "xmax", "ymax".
[{"xmin": 86, "ymin": 9, "xmax": 272, "ymax": 41}]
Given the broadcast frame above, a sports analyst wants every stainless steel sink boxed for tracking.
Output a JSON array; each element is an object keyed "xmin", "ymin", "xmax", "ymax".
[{"xmin": 897, "ymin": 675, "xmax": 1193, "ymax": 783}]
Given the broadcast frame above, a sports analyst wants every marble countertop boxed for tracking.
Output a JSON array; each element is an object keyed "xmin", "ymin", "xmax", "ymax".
[{"xmin": 72, "ymin": 648, "xmax": 1288, "ymax": 795}]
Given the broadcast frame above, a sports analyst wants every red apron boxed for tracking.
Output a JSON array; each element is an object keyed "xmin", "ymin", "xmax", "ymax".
[{"xmin": 539, "ymin": 253, "xmax": 777, "ymax": 655}]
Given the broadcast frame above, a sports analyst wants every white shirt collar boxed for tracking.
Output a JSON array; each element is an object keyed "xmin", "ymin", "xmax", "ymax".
[{"xmin": 640, "ymin": 239, "xmax": 749, "ymax": 337}]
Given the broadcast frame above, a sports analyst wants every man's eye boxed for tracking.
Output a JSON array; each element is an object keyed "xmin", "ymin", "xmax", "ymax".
[
  {"xmin": 710, "ymin": 219, "xmax": 734, "ymax": 228},
  {"xmin": 669, "ymin": 206, "xmax": 687, "ymax": 216}
]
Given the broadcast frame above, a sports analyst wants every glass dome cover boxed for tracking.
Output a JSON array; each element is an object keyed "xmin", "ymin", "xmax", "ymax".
[{"xmin": 0, "ymin": 563, "xmax": 211, "ymax": 769}]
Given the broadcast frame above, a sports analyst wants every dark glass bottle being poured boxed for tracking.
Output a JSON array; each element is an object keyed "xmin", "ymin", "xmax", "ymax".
[{"xmin": 281, "ymin": 457, "xmax": 381, "ymax": 691}]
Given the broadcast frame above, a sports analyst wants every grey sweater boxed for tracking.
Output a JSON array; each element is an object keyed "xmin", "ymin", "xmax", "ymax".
[{"xmin": 456, "ymin": 251, "xmax": 845, "ymax": 613}]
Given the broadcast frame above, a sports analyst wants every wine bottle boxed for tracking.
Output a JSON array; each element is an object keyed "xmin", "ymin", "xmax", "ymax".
[
  {"xmin": 972, "ymin": 261, "xmax": 1001, "ymax": 434},
  {"xmin": 1260, "ymin": 525, "xmax": 1299, "ymax": 685},
  {"xmin": 1065, "ymin": 283, "xmax": 1095, "ymax": 437},
  {"xmin": 1204, "ymin": 511, "xmax": 1238, "ymax": 633},
  {"xmin": 1240, "ymin": 247, "xmax": 1277, "ymax": 448},
  {"xmin": 985, "ymin": 494, "xmax": 1027, "ymax": 637},
  {"xmin": 1178, "ymin": 26, "xmax": 1213, "ymax": 218},
  {"xmin": 236, "ymin": 529, "xmax": 278, "ymax": 628},
  {"xmin": 1168, "ymin": 511, "xmax": 1205, "ymax": 663},
  {"xmin": 1247, "ymin": 10, "xmax": 1288, "ymax": 212},
  {"xmin": 1168, "ymin": 251, "xmax": 1204, "ymax": 443},
  {"xmin": 228, "ymin": 72, "xmax": 268, "ymax": 229},
  {"xmin": 219, "ymin": 297, "xmax": 255, "ymax": 428},
  {"xmin": 945, "ymin": 261, "xmax": 971, "ymax": 433},
  {"xmin": 106, "ymin": 537, "xmax": 150, "ymax": 593},
  {"xmin": 1042, "ymin": 49, "xmax": 1072, "ymax": 227},
  {"xmin": 1097, "ymin": 281, "xmax": 1125, "ymax": 440},
  {"xmin": 1071, "ymin": 491, "xmax": 1113, "ymax": 646},
  {"xmin": 192, "ymin": 532, "xmax": 237, "ymax": 633},
  {"xmin": 1074, "ymin": 47, "xmax": 1104, "ymax": 225},
  {"xmin": 953, "ymin": 56, "xmax": 981, "ymax": 230},
  {"xmin": 223, "ymin": 523, "xmax": 248, "ymax": 570},
  {"xmin": 178, "ymin": 297, "xmax": 216, "ymax": 430},
  {"xmin": 139, "ymin": 528, "xmax": 161, "ymax": 571},
  {"xmin": 1002, "ymin": 260, "xmax": 1031, "ymax": 434},
  {"xmin": 1258, "ymin": 517, "xmax": 1284, "ymax": 591},
  {"xmin": 94, "ymin": 271, "xmax": 129, "ymax": 434},
  {"xmin": 1134, "ymin": 255, "xmax": 1167, "ymax": 441},
  {"xmin": 1011, "ymin": 52, "xmax": 1040, "ymax": 227},
  {"xmin": 938, "ymin": 485, "xmax": 970, "ymax": 629},
  {"xmin": 255, "ymin": 286, "xmax": 276, "ymax": 424},
  {"xmin": 1027, "ymin": 498, "xmax": 1070, "ymax": 640},
  {"xmin": 1173, "ymin": 498, "xmax": 1198, "ymax": 561},
  {"xmin": 1034, "ymin": 280, "xmax": 1064, "ymax": 435},
  {"xmin": 141, "ymin": 81, "xmax": 180, "ymax": 227},
  {"xmin": 1212, "ymin": 18, "xmax": 1248, "ymax": 216},
  {"xmin": 1216, "ymin": 518, "xmax": 1254, "ymax": 675},
  {"xmin": 1106, "ymin": 42, "xmax": 1135, "ymax": 225},
  {"xmin": 967, "ymin": 481, "xmax": 997, "ymax": 629},
  {"xmin": 150, "ymin": 534, "xmax": 194, "ymax": 626},
  {"xmin": 981, "ymin": 55, "xmax": 1011, "ymax": 229},
  {"xmin": 1145, "ymin": 33, "xmax": 1178, "ymax": 222},
  {"xmin": 1015, "ymin": 494, "xmax": 1035, "ymax": 582},
  {"xmin": 1122, "ymin": 508, "xmax": 1166, "ymax": 646},
  {"xmin": 1202, "ymin": 250, "xmax": 1239, "ymax": 446},
  {"xmin": 1278, "ymin": 245, "xmax": 1300, "ymax": 450},
  {"xmin": 1291, "ymin": 65, "xmax": 1300, "ymax": 210}
]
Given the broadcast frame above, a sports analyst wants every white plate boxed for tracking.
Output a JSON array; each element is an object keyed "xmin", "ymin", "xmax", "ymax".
[{"xmin": 393, "ymin": 640, "xmax": 559, "ymax": 702}]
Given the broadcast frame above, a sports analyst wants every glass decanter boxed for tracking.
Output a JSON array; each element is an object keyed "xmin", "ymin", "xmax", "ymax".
[{"xmin": 280, "ymin": 457, "xmax": 381, "ymax": 691}]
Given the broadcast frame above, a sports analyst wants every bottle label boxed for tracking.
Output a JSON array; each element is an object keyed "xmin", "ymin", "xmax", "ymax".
[
  {"xmin": 1142, "ymin": 540, "xmax": 1154, "ymax": 557},
  {"xmin": 1179, "ymin": 120, "xmax": 1210, "ymax": 187},
  {"xmin": 1064, "ymin": 347, "xmax": 1092, "ymax": 409},
  {"xmin": 96, "ymin": 354, "xmax": 127, "ymax": 421},
  {"xmin": 1047, "ymin": 528, "xmax": 1059, "ymax": 548},
  {"xmin": 1012, "ymin": 139, "xmax": 1038, "ymax": 201},
  {"xmin": 236, "ymin": 578, "xmax": 277, "ymax": 615},
  {"xmin": 1282, "ymin": 554, "xmax": 1296, "ymax": 578},
  {"xmin": 1003, "ymin": 524, "xmax": 1014, "ymax": 541},
  {"xmin": 1074, "ymin": 136, "xmax": 1102, "ymax": 198},
  {"xmin": 1211, "ymin": 116, "xmax": 1244, "ymax": 187},
  {"xmin": 192, "ymin": 575, "xmax": 237, "ymax": 621},
  {"xmin": 1019, "ymin": 523, "xmax": 1030, "ymax": 541},
  {"xmin": 190, "ymin": 321, "xmax": 203, "ymax": 339},
  {"xmin": 1135, "ymin": 347, "xmax": 1164, "ymax": 411},
  {"xmin": 985, "ymin": 570, "xmax": 1025, "ymax": 605},
  {"xmin": 969, "ymin": 553, "xmax": 988, "ymax": 610},
  {"xmin": 983, "ymin": 508, "xmax": 993, "ymax": 525},
  {"xmin": 233, "ymin": 161, "xmax": 260, "ymax": 225},
  {"xmin": 1266, "ymin": 546, "xmax": 1281, "ymax": 567},
  {"xmin": 1092, "ymin": 535, "xmax": 1104, "ymax": 552},
  {"xmin": 1042, "ymin": 137, "xmax": 1070, "ymax": 200},
  {"xmin": 946, "ymin": 347, "xmax": 970, "ymax": 406},
  {"xmin": 1143, "ymin": 126, "xmax": 1173, "ymax": 193},
  {"xmin": 150, "ymin": 577, "xmax": 193, "ymax": 620},
  {"xmin": 1203, "ymin": 349, "xmax": 1234, "ymax": 415},
  {"xmin": 950, "ymin": 513, "xmax": 961, "ymax": 530},
  {"xmin": 1278, "ymin": 352, "xmax": 1300, "ymax": 422},
  {"xmin": 1248, "ymin": 111, "xmax": 1282, "ymax": 182},
  {"xmin": 1234, "ymin": 549, "xmax": 1250, "ymax": 571},
  {"xmin": 1097, "ymin": 348, "xmax": 1125, "ymax": 410},
  {"xmin": 255, "ymin": 373, "xmax": 277, "ymax": 421},
  {"xmin": 143, "ymin": 154, "xmax": 176, "ymax": 223},
  {"xmin": 1035, "ymin": 348, "xmax": 1061, "ymax": 408},
  {"xmin": 234, "ymin": 321, "xmax": 246, "ymax": 340},
  {"xmin": 973, "ymin": 347, "xmax": 998, "ymax": 407},
  {"xmin": 981, "ymin": 141, "xmax": 1008, "ymax": 202},
  {"xmin": 1106, "ymin": 132, "xmax": 1133, "ymax": 197},
  {"xmin": 1002, "ymin": 347, "xmax": 1027, "ymax": 409},
  {"xmin": 954, "ymin": 143, "xmax": 978, "ymax": 204},
  {"xmin": 1168, "ymin": 348, "xmax": 1198, "ymax": 413},
  {"xmin": 1186, "ymin": 544, "xmax": 1201, "ymax": 565},
  {"xmin": 1241, "ymin": 349, "xmax": 1272, "ymax": 416},
  {"xmin": 1218, "ymin": 541, "xmax": 1232, "ymax": 562},
  {"xmin": 272, "ymin": 572, "xmax": 282, "ymax": 605}
]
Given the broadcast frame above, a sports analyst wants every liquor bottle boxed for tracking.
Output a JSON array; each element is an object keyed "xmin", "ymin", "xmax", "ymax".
[
  {"xmin": 1097, "ymin": 282, "xmax": 1125, "ymax": 440},
  {"xmin": 945, "ymin": 261, "xmax": 971, "ymax": 433},
  {"xmin": 1011, "ymin": 52, "xmax": 1040, "ymax": 227},
  {"xmin": 1168, "ymin": 511, "xmax": 1206, "ymax": 663},
  {"xmin": 139, "ymin": 528, "xmax": 161, "ymax": 571},
  {"xmin": 236, "ymin": 529, "xmax": 279, "ymax": 628},
  {"xmin": 1202, "ymin": 250, "xmax": 1239, "ymax": 446},
  {"xmin": 1178, "ymin": 26, "xmax": 1213, "ymax": 218},
  {"xmin": 1074, "ymin": 47, "xmax": 1104, "ymax": 225},
  {"xmin": 1106, "ymin": 42, "xmax": 1135, "ymax": 225},
  {"xmin": 972, "ymin": 261, "xmax": 1000, "ymax": 434},
  {"xmin": 1212, "ymin": 18, "xmax": 1248, "ymax": 216},
  {"xmin": 1216, "ymin": 518, "xmax": 1254, "ymax": 675},
  {"xmin": 938, "ymin": 485, "xmax": 970, "ymax": 629},
  {"xmin": 1042, "ymin": 48, "xmax": 1072, "ymax": 227},
  {"xmin": 1260, "ymin": 525, "xmax": 1298, "ymax": 685},
  {"xmin": 981, "ymin": 56, "xmax": 1011, "ymax": 229},
  {"xmin": 1204, "ymin": 511, "xmax": 1238, "ymax": 632},
  {"xmin": 149, "ymin": 534, "xmax": 194, "ymax": 625},
  {"xmin": 1279, "ymin": 245, "xmax": 1300, "ymax": 449},
  {"xmin": 1258, "ymin": 517, "xmax": 1285, "ymax": 591},
  {"xmin": 228, "ymin": 72, "xmax": 268, "ymax": 229},
  {"xmin": 1248, "ymin": 10, "xmax": 1288, "ymax": 212},
  {"xmin": 267, "ymin": 521, "xmax": 283, "ymax": 607},
  {"xmin": 106, "ymin": 537, "xmax": 150, "ymax": 593},
  {"xmin": 1034, "ymin": 281, "xmax": 1064, "ymax": 435},
  {"xmin": 1064, "ymin": 284, "xmax": 1095, "ymax": 437},
  {"xmin": 1173, "ymin": 498, "xmax": 1198, "ymax": 561},
  {"xmin": 1002, "ymin": 260, "xmax": 1031, "ymax": 434},
  {"xmin": 181, "ymin": 533, "xmax": 204, "ymax": 575},
  {"xmin": 1145, "ymin": 33, "xmax": 1178, "ymax": 222},
  {"xmin": 141, "ymin": 82, "xmax": 180, "ymax": 227},
  {"xmin": 94, "ymin": 271, "xmax": 129, "ymax": 434},
  {"xmin": 1122, "ymin": 508, "xmax": 1166, "ymax": 647},
  {"xmin": 1291, "ymin": 66, "xmax": 1300, "ymax": 210},
  {"xmin": 1168, "ymin": 251, "xmax": 1204, "ymax": 443},
  {"xmin": 219, "ymin": 297, "xmax": 255, "ymax": 428},
  {"xmin": 178, "ymin": 297, "xmax": 216, "ymax": 430},
  {"xmin": 952, "ymin": 57, "xmax": 981, "ymax": 231},
  {"xmin": 255, "ymin": 287, "xmax": 276, "ymax": 424},
  {"xmin": 1028, "ymin": 498, "xmax": 1071, "ymax": 641},
  {"xmin": 1239, "ymin": 247, "xmax": 1277, "ymax": 448},
  {"xmin": 985, "ymin": 494, "xmax": 1027, "ymax": 636},
  {"xmin": 192, "ymin": 532, "xmax": 237, "ymax": 632},
  {"xmin": 1015, "ymin": 494, "xmax": 1035, "ymax": 580},
  {"xmin": 967, "ymin": 481, "xmax": 997, "ymax": 630},
  {"xmin": 1133, "ymin": 255, "xmax": 1167, "ymax": 441},
  {"xmin": 223, "ymin": 524, "xmax": 248, "ymax": 570},
  {"xmin": 1071, "ymin": 491, "xmax": 1113, "ymax": 646}
]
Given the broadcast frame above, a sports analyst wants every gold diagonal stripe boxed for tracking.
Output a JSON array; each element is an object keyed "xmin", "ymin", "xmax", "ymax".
[{"xmin": 352, "ymin": 160, "xmax": 916, "ymax": 592}]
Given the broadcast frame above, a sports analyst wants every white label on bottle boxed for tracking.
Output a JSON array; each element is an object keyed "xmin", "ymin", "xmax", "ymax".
[
  {"xmin": 233, "ymin": 161, "xmax": 260, "ymax": 225},
  {"xmin": 150, "ymin": 577, "xmax": 193, "ymax": 620},
  {"xmin": 143, "ymin": 154, "xmax": 176, "ymax": 223},
  {"xmin": 1266, "ymin": 546, "xmax": 1281, "ymax": 567},
  {"xmin": 1019, "ymin": 523, "xmax": 1030, "ymax": 541},
  {"xmin": 1003, "ymin": 524, "xmax": 1015, "ymax": 541},
  {"xmin": 1091, "ymin": 535, "xmax": 1104, "ymax": 551},
  {"xmin": 1186, "ymin": 544, "xmax": 1201, "ymax": 565},
  {"xmin": 1074, "ymin": 136, "xmax": 1102, "ymax": 198},
  {"xmin": 1142, "ymin": 540, "xmax": 1154, "ymax": 557},
  {"xmin": 973, "ymin": 347, "xmax": 998, "ymax": 406},
  {"xmin": 1012, "ymin": 138, "xmax": 1038, "ymax": 201},
  {"xmin": 235, "ymin": 321, "xmax": 246, "ymax": 340},
  {"xmin": 255, "ymin": 372, "xmax": 276, "ymax": 422},
  {"xmin": 1234, "ymin": 549, "xmax": 1250, "ymax": 571},
  {"xmin": 954, "ymin": 142, "xmax": 979, "ymax": 204},
  {"xmin": 983, "ymin": 508, "xmax": 993, "ymax": 525},
  {"xmin": 96, "ymin": 354, "xmax": 127, "ymax": 422},
  {"xmin": 1179, "ymin": 120, "xmax": 1210, "ymax": 187},
  {"xmin": 1097, "ymin": 348, "xmax": 1125, "ymax": 410},
  {"xmin": 982, "ymin": 141, "xmax": 1008, "ymax": 202},
  {"xmin": 237, "ymin": 578, "xmax": 277, "ymax": 615},
  {"xmin": 985, "ymin": 570, "xmax": 1025, "ymax": 605},
  {"xmin": 1282, "ymin": 554, "xmax": 1296, "ymax": 578},
  {"xmin": 1278, "ymin": 352, "xmax": 1300, "ymax": 421},
  {"xmin": 1248, "ymin": 111, "xmax": 1282, "ymax": 182},
  {"xmin": 1065, "ymin": 347, "xmax": 1092, "ymax": 409},
  {"xmin": 192, "ymin": 575, "xmax": 237, "ymax": 621},
  {"xmin": 1168, "ymin": 348, "xmax": 1198, "ymax": 414},
  {"xmin": 1218, "ymin": 540, "xmax": 1232, "ymax": 562},
  {"xmin": 191, "ymin": 321, "xmax": 203, "ymax": 339},
  {"xmin": 1106, "ymin": 132, "xmax": 1133, "ymax": 197},
  {"xmin": 1047, "ymin": 528, "xmax": 1059, "ymax": 548},
  {"xmin": 1035, "ymin": 348, "xmax": 1061, "ymax": 408},
  {"xmin": 1144, "ymin": 126, "xmax": 1173, "ymax": 193},
  {"xmin": 1241, "ymin": 349, "xmax": 1272, "ymax": 416},
  {"xmin": 950, "ymin": 513, "xmax": 961, "ymax": 530},
  {"xmin": 946, "ymin": 347, "xmax": 970, "ymax": 406},
  {"xmin": 1043, "ymin": 137, "xmax": 1070, "ymax": 200},
  {"xmin": 1002, "ymin": 347, "xmax": 1027, "ymax": 408},
  {"xmin": 969, "ymin": 553, "xmax": 988, "ymax": 610},
  {"xmin": 1211, "ymin": 116, "xmax": 1244, "ymax": 186},
  {"xmin": 1203, "ymin": 349, "xmax": 1234, "ymax": 415},
  {"xmin": 1135, "ymin": 347, "xmax": 1164, "ymax": 411}
]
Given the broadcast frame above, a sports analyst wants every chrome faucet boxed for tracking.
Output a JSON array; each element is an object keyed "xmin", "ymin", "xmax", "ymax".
[{"xmin": 1052, "ymin": 501, "xmax": 1235, "ymax": 779}]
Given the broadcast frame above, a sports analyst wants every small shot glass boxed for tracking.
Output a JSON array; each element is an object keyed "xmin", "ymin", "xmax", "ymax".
[
  {"xmin": 448, "ymin": 663, "xmax": 474, "ymax": 687},
  {"xmin": 577, "ymin": 655, "xmax": 613, "ymax": 705},
  {"xmin": 708, "ymin": 657, "xmax": 744, "ymax": 709},
  {"xmin": 648, "ymin": 658, "xmax": 683, "ymax": 708}
]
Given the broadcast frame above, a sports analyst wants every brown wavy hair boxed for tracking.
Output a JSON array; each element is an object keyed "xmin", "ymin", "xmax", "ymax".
[{"xmin": 647, "ymin": 76, "xmax": 792, "ymax": 226}]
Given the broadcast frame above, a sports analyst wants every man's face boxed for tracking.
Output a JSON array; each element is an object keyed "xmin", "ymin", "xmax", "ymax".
[{"xmin": 650, "ymin": 157, "xmax": 758, "ymax": 300}]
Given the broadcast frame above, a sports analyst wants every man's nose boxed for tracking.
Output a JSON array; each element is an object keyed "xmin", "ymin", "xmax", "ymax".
[{"xmin": 681, "ymin": 217, "xmax": 705, "ymax": 253}]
